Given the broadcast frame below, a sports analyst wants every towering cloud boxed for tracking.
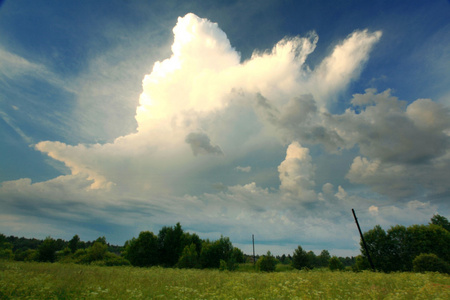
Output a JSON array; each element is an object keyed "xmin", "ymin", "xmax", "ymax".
[
  {"xmin": 3, "ymin": 13, "xmax": 445, "ymax": 254},
  {"xmin": 278, "ymin": 142, "xmax": 316, "ymax": 201},
  {"xmin": 32, "ymin": 13, "xmax": 383, "ymax": 195}
]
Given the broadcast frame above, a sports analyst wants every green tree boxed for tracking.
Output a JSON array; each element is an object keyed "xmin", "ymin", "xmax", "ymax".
[
  {"xmin": 182, "ymin": 232, "xmax": 202, "ymax": 255},
  {"xmin": 292, "ymin": 245, "xmax": 308, "ymax": 270},
  {"xmin": 386, "ymin": 225, "xmax": 412, "ymax": 271},
  {"xmin": 199, "ymin": 236, "xmax": 234, "ymax": 269},
  {"xmin": 89, "ymin": 241, "xmax": 108, "ymax": 261},
  {"xmin": 318, "ymin": 250, "xmax": 331, "ymax": 268},
  {"xmin": 37, "ymin": 237, "xmax": 57, "ymax": 262},
  {"xmin": 232, "ymin": 247, "xmax": 245, "ymax": 264},
  {"xmin": 361, "ymin": 225, "xmax": 390, "ymax": 271},
  {"xmin": 429, "ymin": 214, "xmax": 450, "ymax": 231},
  {"xmin": 329, "ymin": 256, "xmax": 344, "ymax": 271},
  {"xmin": 199, "ymin": 240, "xmax": 214, "ymax": 268},
  {"xmin": 257, "ymin": 251, "xmax": 277, "ymax": 272},
  {"xmin": 68, "ymin": 234, "xmax": 80, "ymax": 253},
  {"xmin": 177, "ymin": 243, "xmax": 200, "ymax": 268},
  {"xmin": 124, "ymin": 231, "xmax": 159, "ymax": 267},
  {"xmin": 406, "ymin": 224, "xmax": 450, "ymax": 263},
  {"xmin": 340, "ymin": 256, "xmax": 355, "ymax": 267},
  {"xmin": 306, "ymin": 251, "xmax": 317, "ymax": 268},
  {"xmin": 54, "ymin": 238, "xmax": 67, "ymax": 252},
  {"xmin": 158, "ymin": 223, "xmax": 184, "ymax": 267},
  {"xmin": 215, "ymin": 236, "xmax": 234, "ymax": 264},
  {"xmin": 95, "ymin": 236, "xmax": 107, "ymax": 245}
]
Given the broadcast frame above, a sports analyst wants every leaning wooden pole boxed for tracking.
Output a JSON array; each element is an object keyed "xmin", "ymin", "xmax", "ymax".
[
  {"xmin": 352, "ymin": 209, "xmax": 376, "ymax": 271},
  {"xmin": 252, "ymin": 234, "xmax": 256, "ymax": 267}
]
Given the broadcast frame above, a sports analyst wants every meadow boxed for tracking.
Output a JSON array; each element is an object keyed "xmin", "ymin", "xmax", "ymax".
[{"xmin": 1, "ymin": 261, "xmax": 449, "ymax": 299}]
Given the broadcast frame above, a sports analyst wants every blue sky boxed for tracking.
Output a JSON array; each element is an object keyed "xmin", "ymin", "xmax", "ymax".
[{"xmin": 1, "ymin": 0, "xmax": 449, "ymax": 256}]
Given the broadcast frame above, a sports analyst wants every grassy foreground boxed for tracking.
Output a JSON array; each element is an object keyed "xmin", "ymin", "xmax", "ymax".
[{"xmin": 1, "ymin": 261, "xmax": 449, "ymax": 299}]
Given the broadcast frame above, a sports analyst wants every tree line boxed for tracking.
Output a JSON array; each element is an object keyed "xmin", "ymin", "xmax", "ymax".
[
  {"xmin": 1, "ymin": 214, "xmax": 448, "ymax": 273},
  {"xmin": 0, "ymin": 234, "xmax": 129, "ymax": 266},
  {"xmin": 356, "ymin": 214, "xmax": 450, "ymax": 273},
  {"xmin": 253, "ymin": 214, "xmax": 450, "ymax": 273},
  {"xmin": 0, "ymin": 222, "xmax": 349, "ymax": 272},
  {"xmin": 0, "ymin": 223, "xmax": 245, "ymax": 270}
]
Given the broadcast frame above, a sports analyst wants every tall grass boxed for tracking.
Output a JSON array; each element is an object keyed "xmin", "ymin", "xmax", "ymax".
[{"xmin": 1, "ymin": 260, "xmax": 449, "ymax": 299}]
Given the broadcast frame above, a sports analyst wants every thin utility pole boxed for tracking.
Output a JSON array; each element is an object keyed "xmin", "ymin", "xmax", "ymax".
[
  {"xmin": 352, "ymin": 209, "xmax": 376, "ymax": 271},
  {"xmin": 252, "ymin": 234, "xmax": 256, "ymax": 267}
]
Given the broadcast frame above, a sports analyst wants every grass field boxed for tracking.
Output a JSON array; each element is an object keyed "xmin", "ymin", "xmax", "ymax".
[{"xmin": 1, "ymin": 260, "xmax": 449, "ymax": 299}]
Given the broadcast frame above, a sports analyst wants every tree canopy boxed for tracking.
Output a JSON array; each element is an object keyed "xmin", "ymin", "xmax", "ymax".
[{"xmin": 358, "ymin": 214, "xmax": 450, "ymax": 273}]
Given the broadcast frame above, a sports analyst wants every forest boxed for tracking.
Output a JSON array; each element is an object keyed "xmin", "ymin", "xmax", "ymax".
[{"xmin": 0, "ymin": 215, "xmax": 449, "ymax": 274}]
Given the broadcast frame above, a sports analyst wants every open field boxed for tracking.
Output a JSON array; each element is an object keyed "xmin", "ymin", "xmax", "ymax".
[{"xmin": 1, "ymin": 261, "xmax": 449, "ymax": 299}]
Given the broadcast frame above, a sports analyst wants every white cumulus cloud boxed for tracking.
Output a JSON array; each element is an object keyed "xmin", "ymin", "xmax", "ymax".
[
  {"xmin": 3, "ymin": 13, "xmax": 446, "ymax": 254},
  {"xmin": 278, "ymin": 142, "xmax": 316, "ymax": 201}
]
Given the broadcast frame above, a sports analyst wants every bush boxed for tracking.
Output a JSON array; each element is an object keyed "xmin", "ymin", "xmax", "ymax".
[
  {"xmin": 353, "ymin": 255, "xmax": 370, "ymax": 272},
  {"xmin": 74, "ymin": 249, "xmax": 87, "ymax": 258},
  {"xmin": 218, "ymin": 258, "xmax": 237, "ymax": 271},
  {"xmin": 103, "ymin": 253, "xmax": 130, "ymax": 266},
  {"xmin": 226, "ymin": 257, "xmax": 237, "ymax": 271},
  {"xmin": 413, "ymin": 253, "xmax": 450, "ymax": 274},
  {"xmin": 16, "ymin": 249, "xmax": 38, "ymax": 262},
  {"xmin": 257, "ymin": 251, "xmax": 277, "ymax": 272},
  {"xmin": 89, "ymin": 242, "xmax": 108, "ymax": 261},
  {"xmin": 329, "ymin": 256, "xmax": 344, "ymax": 271},
  {"xmin": 276, "ymin": 264, "xmax": 294, "ymax": 272},
  {"xmin": 74, "ymin": 246, "xmax": 130, "ymax": 266},
  {"xmin": 56, "ymin": 247, "xmax": 73, "ymax": 261},
  {"xmin": 219, "ymin": 259, "xmax": 228, "ymax": 271},
  {"xmin": 0, "ymin": 249, "xmax": 13, "ymax": 260}
]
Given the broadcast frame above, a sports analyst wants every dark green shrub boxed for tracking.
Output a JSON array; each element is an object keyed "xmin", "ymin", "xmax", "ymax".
[
  {"xmin": 413, "ymin": 253, "xmax": 450, "ymax": 274},
  {"xmin": 257, "ymin": 251, "xmax": 277, "ymax": 272},
  {"xmin": 73, "ymin": 249, "xmax": 87, "ymax": 258},
  {"xmin": 0, "ymin": 239, "xmax": 13, "ymax": 260},
  {"xmin": 329, "ymin": 256, "xmax": 344, "ymax": 271},
  {"xmin": 219, "ymin": 259, "xmax": 228, "ymax": 271},
  {"xmin": 226, "ymin": 257, "xmax": 237, "ymax": 271},
  {"xmin": 56, "ymin": 247, "xmax": 74, "ymax": 263},
  {"xmin": 103, "ymin": 252, "xmax": 130, "ymax": 266},
  {"xmin": 353, "ymin": 255, "xmax": 370, "ymax": 271},
  {"xmin": 218, "ymin": 258, "xmax": 237, "ymax": 271},
  {"xmin": 0, "ymin": 248, "xmax": 13, "ymax": 260},
  {"xmin": 88, "ymin": 242, "xmax": 108, "ymax": 261},
  {"xmin": 15, "ymin": 249, "xmax": 38, "ymax": 262}
]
